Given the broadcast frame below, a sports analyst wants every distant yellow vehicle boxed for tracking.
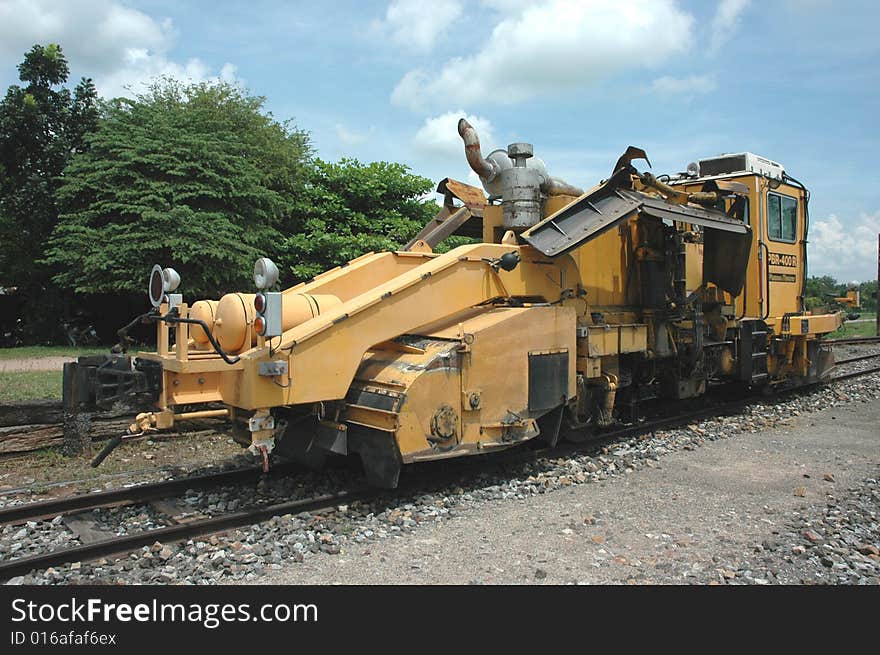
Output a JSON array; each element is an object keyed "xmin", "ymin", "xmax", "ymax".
[
  {"xmin": 831, "ymin": 284, "xmax": 861, "ymax": 311},
  {"xmin": 69, "ymin": 119, "xmax": 842, "ymax": 486}
]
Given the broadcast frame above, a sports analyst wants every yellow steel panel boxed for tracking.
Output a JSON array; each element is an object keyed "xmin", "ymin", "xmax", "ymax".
[
  {"xmin": 482, "ymin": 205, "xmax": 504, "ymax": 244},
  {"xmin": 573, "ymin": 222, "xmax": 634, "ymax": 307},
  {"xmin": 772, "ymin": 312, "xmax": 843, "ymax": 336},
  {"xmin": 685, "ymin": 242, "xmax": 703, "ymax": 294},
  {"xmin": 580, "ymin": 324, "xmax": 647, "ymax": 357},
  {"xmin": 576, "ymin": 356, "xmax": 602, "ymax": 379},
  {"xmin": 381, "ymin": 306, "xmax": 576, "ymax": 460},
  {"xmin": 272, "ymin": 243, "xmax": 579, "ymax": 405},
  {"xmin": 457, "ymin": 306, "xmax": 576, "ymax": 449}
]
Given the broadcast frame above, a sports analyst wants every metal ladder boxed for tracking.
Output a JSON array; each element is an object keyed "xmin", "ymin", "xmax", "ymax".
[{"xmin": 739, "ymin": 319, "xmax": 769, "ymax": 384}]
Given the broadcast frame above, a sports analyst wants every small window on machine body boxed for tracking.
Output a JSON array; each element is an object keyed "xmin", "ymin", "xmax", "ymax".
[
  {"xmin": 767, "ymin": 191, "xmax": 797, "ymax": 243},
  {"xmin": 724, "ymin": 194, "xmax": 749, "ymax": 226}
]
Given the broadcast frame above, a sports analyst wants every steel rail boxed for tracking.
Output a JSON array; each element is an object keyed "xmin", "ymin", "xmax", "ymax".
[
  {"xmin": 835, "ymin": 353, "xmax": 880, "ymax": 365},
  {"xmin": 827, "ymin": 336, "xmax": 880, "ymax": 346},
  {"xmin": 0, "ymin": 488, "xmax": 363, "ymax": 580},
  {"xmin": 828, "ymin": 365, "xmax": 880, "ymax": 383},
  {"xmin": 0, "ymin": 461, "xmax": 300, "ymax": 526}
]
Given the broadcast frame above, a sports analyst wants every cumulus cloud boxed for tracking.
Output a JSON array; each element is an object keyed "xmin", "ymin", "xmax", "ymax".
[
  {"xmin": 0, "ymin": 0, "xmax": 238, "ymax": 98},
  {"xmin": 414, "ymin": 110, "xmax": 496, "ymax": 159},
  {"xmin": 335, "ymin": 123, "xmax": 373, "ymax": 146},
  {"xmin": 809, "ymin": 210, "xmax": 880, "ymax": 282},
  {"xmin": 480, "ymin": 0, "xmax": 534, "ymax": 10},
  {"xmin": 373, "ymin": 0, "xmax": 462, "ymax": 54},
  {"xmin": 650, "ymin": 74, "xmax": 717, "ymax": 97},
  {"xmin": 709, "ymin": 0, "xmax": 750, "ymax": 54},
  {"xmin": 391, "ymin": 0, "xmax": 694, "ymax": 110}
]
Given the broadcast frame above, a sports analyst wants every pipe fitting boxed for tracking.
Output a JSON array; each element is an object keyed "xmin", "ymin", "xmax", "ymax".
[{"xmin": 458, "ymin": 118, "xmax": 498, "ymax": 182}]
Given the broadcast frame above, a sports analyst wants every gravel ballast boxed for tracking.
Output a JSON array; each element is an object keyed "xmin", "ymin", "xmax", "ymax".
[{"xmin": 2, "ymin": 369, "xmax": 878, "ymax": 585}]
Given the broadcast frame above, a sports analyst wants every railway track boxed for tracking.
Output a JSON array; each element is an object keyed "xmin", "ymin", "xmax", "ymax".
[
  {"xmin": 1, "ymin": 356, "xmax": 878, "ymax": 581},
  {"xmin": 828, "ymin": 335, "xmax": 880, "ymax": 346},
  {"xmin": 1, "ymin": 337, "xmax": 875, "ymax": 459},
  {"xmin": 0, "ymin": 460, "xmax": 316, "ymax": 579},
  {"xmin": 835, "ymin": 352, "xmax": 880, "ymax": 366}
]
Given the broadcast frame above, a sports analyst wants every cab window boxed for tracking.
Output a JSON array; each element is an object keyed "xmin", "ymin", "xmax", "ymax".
[{"xmin": 768, "ymin": 192, "xmax": 797, "ymax": 242}]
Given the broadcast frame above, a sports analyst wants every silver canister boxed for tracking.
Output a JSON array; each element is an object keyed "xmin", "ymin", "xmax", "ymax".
[{"xmin": 502, "ymin": 142, "xmax": 542, "ymax": 230}]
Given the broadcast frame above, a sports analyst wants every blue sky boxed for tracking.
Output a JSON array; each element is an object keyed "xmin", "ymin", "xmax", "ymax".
[{"xmin": 1, "ymin": 0, "xmax": 877, "ymax": 281}]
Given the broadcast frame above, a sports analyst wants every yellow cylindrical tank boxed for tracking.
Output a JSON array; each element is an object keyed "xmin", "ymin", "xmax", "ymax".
[
  {"xmin": 213, "ymin": 293, "xmax": 256, "ymax": 353},
  {"xmin": 284, "ymin": 293, "xmax": 343, "ymax": 329},
  {"xmin": 211, "ymin": 292, "xmax": 343, "ymax": 354},
  {"xmin": 189, "ymin": 300, "xmax": 219, "ymax": 345}
]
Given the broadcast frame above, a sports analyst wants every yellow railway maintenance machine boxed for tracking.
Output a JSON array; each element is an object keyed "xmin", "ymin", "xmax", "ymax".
[{"xmin": 79, "ymin": 120, "xmax": 842, "ymax": 486}]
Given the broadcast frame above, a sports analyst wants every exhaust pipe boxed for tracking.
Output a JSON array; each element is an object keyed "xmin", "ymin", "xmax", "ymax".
[
  {"xmin": 458, "ymin": 117, "xmax": 584, "ymax": 197},
  {"xmin": 458, "ymin": 118, "xmax": 498, "ymax": 182},
  {"xmin": 541, "ymin": 176, "xmax": 583, "ymax": 197}
]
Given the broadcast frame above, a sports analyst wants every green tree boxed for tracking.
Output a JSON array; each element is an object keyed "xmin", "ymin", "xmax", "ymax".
[
  {"xmin": 46, "ymin": 79, "xmax": 311, "ymax": 298},
  {"xmin": 858, "ymin": 279, "xmax": 877, "ymax": 313},
  {"xmin": 0, "ymin": 44, "xmax": 98, "ymax": 286},
  {"xmin": 804, "ymin": 274, "xmax": 839, "ymax": 310},
  {"xmin": 281, "ymin": 158, "xmax": 447, "ymax": 281},
  {"xmin": 804, "ymin": 274, "xmax": 837, "ymax": 299},
  {"xmin": 804, "ymin": 274, "xmax": 878, "ymax": 314}
]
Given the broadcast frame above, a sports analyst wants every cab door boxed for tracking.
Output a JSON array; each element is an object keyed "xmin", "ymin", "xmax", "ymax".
[{"xmin": 763, "ymin": 186, "xmax": 803, "ymax": 318}]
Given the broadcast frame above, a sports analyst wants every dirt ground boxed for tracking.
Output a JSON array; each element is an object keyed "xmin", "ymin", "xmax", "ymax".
[
  {"xmin": 261, "ymin": 399, "xmax": 880, "ymax": 584},
  {"xmin": 0, "ymin": 356, "xmax": 76, "ymax": 373},
  {"xmin": 0, "ymin": 425, "xmax": 247, "ymax": 498}
]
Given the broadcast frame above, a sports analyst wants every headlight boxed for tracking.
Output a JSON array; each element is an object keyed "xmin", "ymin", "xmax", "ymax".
[
  {"xmin": 253, "ymin": 257, "xmax": 279, "ymax": 290},
  {"xmin": 162, "ymin": 267, "xmax": 181, "ymax": 292}
]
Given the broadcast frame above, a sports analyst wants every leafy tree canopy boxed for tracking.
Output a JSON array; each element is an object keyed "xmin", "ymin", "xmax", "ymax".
[
  {"xmin": 0, "ymin": 44, "xmax": 98, "ymax": 286},
  {"xmin": 281, "ymin": 158, "xmax": 441, "ymax": 281},
  {"xmin": 805, "ymin": 275, "xmax": 877, "ymax": 313},
  {"xmin": 45, "ymin": 78, "xmax": 312, "ymax": 297}
]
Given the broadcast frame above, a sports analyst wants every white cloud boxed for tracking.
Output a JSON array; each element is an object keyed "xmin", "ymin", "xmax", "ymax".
[
  {"xmin": 335, "ymin": 123, "xmax": 372, "ymax": 146},
  {"xmin": 391, "ymin": 0, "xmax": 694, "ymax": 111},
  {"xmin": 374, "ymin": 0, "xmax": 462, "ymax": 54},
  {"xmin": 809, "ymin": 211, "xmax": 880, "ymax": 282},
  {"xmin": 480, "ymin": 0, "xmax": 533, "ymax": 10},
  {"xmin": 709, "ymin": 0, "xmax": 750, "ymax": 54},
  {"xmin": 414, "ymin": 111, "xmax": 496, "ymax": 159},
  {"xmin": 650, "ymin": 74, "xmax": 717, "ymax": 97},
  {"xmin": 0, "ymin": 0, "xmax": 238, "ymax": 98}
]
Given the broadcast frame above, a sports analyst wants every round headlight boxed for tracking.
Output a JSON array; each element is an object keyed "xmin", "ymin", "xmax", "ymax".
[
  {"xmin": 148, "ymin": 264, "xmax": 165, "ymax": 307},
  {"xmin": 253, "ymin": 257, "xmax": 279, "ymax": 290},
  {"xmin": 162, "ymin": 267, "xmax": 181, "ymax": 292}
]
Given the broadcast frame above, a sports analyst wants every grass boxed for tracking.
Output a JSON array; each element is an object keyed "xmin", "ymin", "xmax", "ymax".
[
  {"xmin": 0, "ymin": 345, "xmax": 107, "ymax": 360},
  {"xmin": 0, "ymin": 370, "xmax": 62, "ymax": 402},
  {"xmin": 828, "ymin": 312, "xmax": 878, "ymax": 339}
]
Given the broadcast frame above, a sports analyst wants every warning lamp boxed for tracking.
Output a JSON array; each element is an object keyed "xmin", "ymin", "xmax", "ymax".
[
  {"xmin": 254, "ymin": 291, "xmax": 282, "ymax": 337},
  {"xmin": 148, "ymin": 264, "xmax": 164, "ymax": 307},
  {"xmin": 148, "ymin": 264, "xmax": 183, "ymax": 308}
]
